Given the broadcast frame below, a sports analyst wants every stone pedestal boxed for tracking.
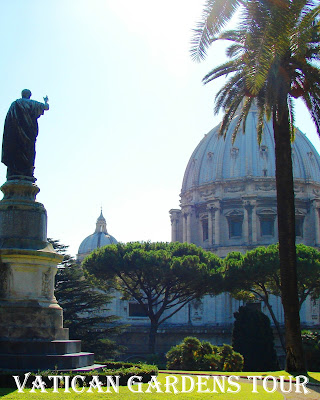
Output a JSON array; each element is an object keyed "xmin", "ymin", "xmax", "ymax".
[{"xmin": 0, "ymin": 179, "xmax": 102, "ymax": 372}]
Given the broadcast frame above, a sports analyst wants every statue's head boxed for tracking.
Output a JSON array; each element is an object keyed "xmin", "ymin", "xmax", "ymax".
[{"xmin": 21, "ymin": 89, "xmax": 32, "ymax": 99}]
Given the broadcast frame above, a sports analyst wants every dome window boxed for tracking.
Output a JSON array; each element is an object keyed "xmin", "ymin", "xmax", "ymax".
[
  {"xmin": 257, "ymin": 209, "xmax": 276, "ymax": 237},
  {"xmin": 202, "ymin": 219, "xmax": 209, "ymax": 241},
  {"xmin": 226, "ymin": 210, "xmax": 243, "ymax": 239},
  {"xmin": 229, "ymin": 218, "xmax": 243, "ymax": 238},
  {"xmin": 260, "ymin": 145, "xmax": 268, "ymax": 156},
  {"xmin": 295, "ymin": 217, "xmax": 304, "ymax": 237},
  {"xmin": 260, "ymin": 217, "xmax": 274, "ymax": 236},
  {"xmin": 295, "ymin": 210, "xmax": 306, "ymax": 238},
  {"xmin": 230, "ymin": 147, "xmax": 239, "ymax": 158}
]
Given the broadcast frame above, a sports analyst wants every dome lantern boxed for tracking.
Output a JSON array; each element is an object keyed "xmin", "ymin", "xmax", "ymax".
[
  {"xmin": 95, "ymin": 209, "xmax": 107, "ymax": 233},
  {"xmin": 77, "ymin": 210, "xmax": 118, "ymax": 262}
]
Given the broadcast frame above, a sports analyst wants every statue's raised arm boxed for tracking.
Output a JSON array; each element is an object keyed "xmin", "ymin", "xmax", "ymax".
[{"xmin": 1, "ymin": 89, "xmax": 49, "ymax": 181}]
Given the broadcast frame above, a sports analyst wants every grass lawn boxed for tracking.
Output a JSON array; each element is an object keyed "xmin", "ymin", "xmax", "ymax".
[
  {"xmin": 162, "ymin": 370, "xmax": 320, "ymax": 384},
  {"xmin": 0, "ymin": 373, "xmax": 285, "ymax": 399}
]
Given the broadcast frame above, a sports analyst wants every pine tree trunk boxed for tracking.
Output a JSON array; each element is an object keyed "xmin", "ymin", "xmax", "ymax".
[
  {"xmin": 273, "ymin": 104, "xmax": 306, "ymax": 373},
  {"xmin": 264, "ymin": 300, "xmax": 286, "ymax": 353},
  {"xmin": 148, "ymin": 321, "xmax": 158, "ymax": 354}
]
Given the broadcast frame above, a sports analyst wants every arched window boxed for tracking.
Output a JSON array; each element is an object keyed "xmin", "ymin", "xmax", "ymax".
[{"xmin": 202, "ymin": 219, "xmax": 208, "ymax": 241}]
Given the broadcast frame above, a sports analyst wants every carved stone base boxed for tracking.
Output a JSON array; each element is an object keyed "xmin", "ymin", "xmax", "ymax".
[
  {"xmin": 0, "ymin": 177, "xmax": 100, "ymax": 372},
  {"xmin": 0, "ymin": 248, "xmax": 68, "ymax": 341},
  {"xmin": 0, "ymin": 178, "xmax": 67, "ymax": 341},
  {"xmin": 0, "ymin": 180, "xmax": 48, "ymax": 251}
]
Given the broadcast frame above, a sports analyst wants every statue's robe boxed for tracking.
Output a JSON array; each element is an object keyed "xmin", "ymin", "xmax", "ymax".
[{"xmin": 2, "ymin": 98, "xmax": 47, "ymax": 178}]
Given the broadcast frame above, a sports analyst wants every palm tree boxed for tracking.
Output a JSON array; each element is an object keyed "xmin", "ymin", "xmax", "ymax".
[{"xmin": 191, "ymin": 0, "xmax": 320, "ymax": 373}]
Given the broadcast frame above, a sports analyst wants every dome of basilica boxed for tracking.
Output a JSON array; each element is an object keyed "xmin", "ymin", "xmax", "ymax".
[
  {"xmin": 182, "ymin": 108, "xmax": 320, "ymax": 193},
  {"xmin": 77, "ymin": 210, "xmax": 117, "ymax": 261},
  {"xmin": 170, "ymin": 106, "xmax": 320, "ymax": 258}
]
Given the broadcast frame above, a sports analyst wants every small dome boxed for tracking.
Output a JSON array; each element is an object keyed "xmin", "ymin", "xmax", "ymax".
[
  {"xmin": 182, "ymin": 108, "xmax": 320, "ymax": 193},
  {"xmin": 77, "ymin": 210, "xmax": 117, "ymax": 258}
]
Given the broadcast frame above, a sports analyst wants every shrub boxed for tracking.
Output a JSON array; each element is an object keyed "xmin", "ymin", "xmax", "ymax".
[
  {"xmin": 0, "ymin": 362, "xmax": 158, "ymax": 389},
  {"xmin": 302, "ymin": 330, "xmax": 320, "ymax": 371},
  {"xmin": 166, "ymin": 337, "xmax": 243, "ymax": 372}
]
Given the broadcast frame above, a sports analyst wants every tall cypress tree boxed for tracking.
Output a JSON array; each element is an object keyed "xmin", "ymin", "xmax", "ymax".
[
  {"xmin": 50, "ymin": 239, "xmax": 124, "ymax": 360},
  {"xmin": 232, "ymin": 306, "xmax": 279, "ymax": 371}
]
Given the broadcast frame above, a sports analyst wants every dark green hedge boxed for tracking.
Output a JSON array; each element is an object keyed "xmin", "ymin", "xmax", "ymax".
[{"xmin": 0, "ymin": 362, "xmax": 158, "ymax": 388}]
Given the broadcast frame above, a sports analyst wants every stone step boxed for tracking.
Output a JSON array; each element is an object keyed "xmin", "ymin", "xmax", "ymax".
[
  {"xmin": 0, "ymin": 340, "xmax": 82, "ymax": 355},
  {"xmin": 0, "ymin": 352, "xmax": 95, "ymax": 371}
]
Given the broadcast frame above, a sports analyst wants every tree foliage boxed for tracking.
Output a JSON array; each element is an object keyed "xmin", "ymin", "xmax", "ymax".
[
  {"xmin": 224, "ymin": 244, "xmax": 320, "ymax": 307},
  {"xmin": 50, "ymin": 239, "xmax": 124, "ymax": 360},
  {"xmin": 224, "ymin": 244, "xmax": 320, "ymax": 351},
  {"xmin": 82, "ymin": 241, "xmax": 223, "ymax": 354},
  {"xmin": 232, "ymin": 306, "xmax": 279, "ymax": 371}
]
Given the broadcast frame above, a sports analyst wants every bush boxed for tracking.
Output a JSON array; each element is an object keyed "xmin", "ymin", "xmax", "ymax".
[
  {"xmin": 124, "ymin": 354, "xmax": 167, "ymax": 369},
  {"xmin": 0, "ymin": 362, "xmax": 158, "ymax": 389},
  {"xmin": 166, "ymin": 336, "xmax": 243, "ymax": 372},
  {"xmin": 302, "ymin": 330, "xmax": 320, "ymax": 371},
  {"xmin": 101, "ymin": 363, "xmax": 158, "ymax": 386},
  {"xmin": 232, "ymin": 306, "xmax": 279, "ymax": 371}
]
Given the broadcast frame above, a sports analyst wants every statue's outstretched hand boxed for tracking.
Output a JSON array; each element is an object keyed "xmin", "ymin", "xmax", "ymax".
[{"xmin": 43, "ymin": 96, "xmax": 49, "ymax": 104}]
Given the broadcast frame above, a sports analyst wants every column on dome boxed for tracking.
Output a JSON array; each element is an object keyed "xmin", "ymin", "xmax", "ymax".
[
  {"xmin": 312, "ymin": 199, "xmax": 320, "ymax": 246},
  {"xmin": 182, "ymin": 206, "xmax": 192, "ymax": 243},
  {"xmin": 207, "ymin": 205, "xmax": 213, "ymax": 246},
  {"xmin": 242, "ymin": 197, "xmax": 257, "ymax": 245},
  {"xmin": 243, "ymin": 201, "xmax": 250, "ymax": 244},
  {"xmin": 275, "ymin": 214, "xmax": 279, "ymax": 242},
  {"xmin": 172, "ymin": 218, "xmax": 177, "ymax": 242},
  {"xmin": 182, "ymin": 212, "xmax": 187, "ymax": 242},
  {"xmin": 198, "ymin": 215, "xmax": 203, "ymax": 243},
  {"xmin": 169, "ymin": 209, "xmax": 181, "ymax": 242},
  {"xmin": 213, "ymin": 200, "xmax": 221, "ymax": 246},
  {"xmin": 186, "ymin": 207, "xmax": 192, "ymax": 243},
  {"xmin": 251, "ymin": 200, "xmax": 258, "ymax": 244}
]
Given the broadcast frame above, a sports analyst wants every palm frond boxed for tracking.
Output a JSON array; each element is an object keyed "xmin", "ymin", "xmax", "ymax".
[
  {"xmin": 241, "ymin": 98, "xmax": 254, "ymax": 134},
  {"xmin": 214, "ymin": 74, "xmax": 245, "ymax": 114},
  {"xmin": 219, "ymin": 95, "xmax": 244, "ymax": 139},
  {"xmin": 293, "ymin": 4, "xmax": 320, "ymax": 59},
  {"xmin": 302, "ymin": 91, "xmax": 320, "ymax": 136},
  {"xmin": 231, "ymin": 97, "xmax": 253, "ymax": 139},
  {"xmin": 226, "ymin": 43, "xmax": 244, "ymax": 58},
  {"xmin": 203, "ymin": 58, "xmax": 243, "ymax": 84},
  {"xmin": 218, "ymin": 29, "xmax": 246, "ymax": 42},
  {"xmin": 190, "ymin": 0, "xmax": 242, "ymax": 62},
  {"xmin": 288, "ymin": 96, "xmax": 295, "ymax": 142},
  {"xmin": 256, "ymin": 95, "xmax": 267, "ymax": 143},
  {"xmin": 196, "ymin": 0, "xmax": 320, "ymax": 144}
]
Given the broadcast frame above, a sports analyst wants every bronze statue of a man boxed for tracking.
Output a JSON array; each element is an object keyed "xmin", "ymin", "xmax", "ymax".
[{"xmin": 1, "ymin": 89, "xmax": 49, "ymax": 180}]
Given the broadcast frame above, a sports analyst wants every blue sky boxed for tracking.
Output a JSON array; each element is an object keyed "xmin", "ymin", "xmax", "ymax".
[{"xmin": 0, "ymin": 0, "xmax": 319, "ymax": 256}]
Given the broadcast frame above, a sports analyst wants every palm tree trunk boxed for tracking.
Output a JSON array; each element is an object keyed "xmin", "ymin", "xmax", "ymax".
[{"xmin": 273, "ymin": 103, "xmax": 306, "ymax": 373}]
